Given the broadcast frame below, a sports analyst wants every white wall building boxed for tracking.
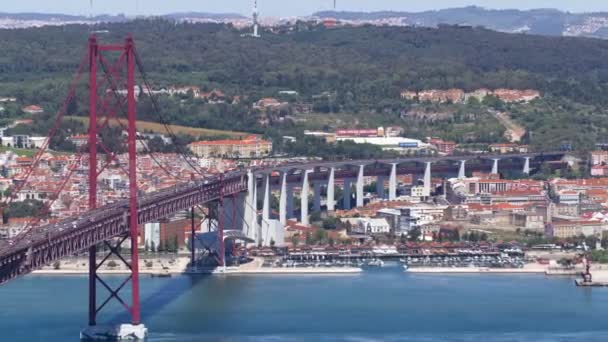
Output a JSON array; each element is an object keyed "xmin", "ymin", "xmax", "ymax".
[
  {"xmin": 335, "ymin": 136, "xmax": 432, "ymax": 152},
  {"xmin": 144, "ymin": 222, "xmax": 161, "ymax": 251},
  {"xmin": 352, "ymin": 218, "xmax": 391, "ymax": 234},
  {"xmin": 1, "ymin": 135, "xmax": 48, "ymax": 149},
  {"xmin": 411, "ymin": 186, "xmax": 426, "ymax": 198},
  {"xmin": 558, "ymin": 190, "xmax": 581, "ymax": 205}
]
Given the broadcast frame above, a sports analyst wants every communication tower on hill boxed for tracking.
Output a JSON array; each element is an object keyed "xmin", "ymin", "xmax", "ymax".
[{"xmin": 252, "ymin": 0, "xmax": 261, "ymax": 38}]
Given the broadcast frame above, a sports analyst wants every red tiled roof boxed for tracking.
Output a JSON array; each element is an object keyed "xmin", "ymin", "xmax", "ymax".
[
  {"xmin": 22, "ymin": 105, "xmax": 43, "ymax": 112},
  {"xmin": 189, "ymin": 136, "xmax": 267, "ymax": 146}
]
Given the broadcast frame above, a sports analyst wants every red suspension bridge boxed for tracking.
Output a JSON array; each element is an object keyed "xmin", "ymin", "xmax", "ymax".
[
  {"xmin": 0, "ymin": 35, "xmax": 251, "ymax": 339},
  {"xmin": 0, "ymin": 36, "xmax": 567, "ymax": 340}
]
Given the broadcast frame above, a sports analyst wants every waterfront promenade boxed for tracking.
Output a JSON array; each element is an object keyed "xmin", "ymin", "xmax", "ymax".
[{"xmin": 32, "ymin": 256, "xmax": 363, "ymax": 275}]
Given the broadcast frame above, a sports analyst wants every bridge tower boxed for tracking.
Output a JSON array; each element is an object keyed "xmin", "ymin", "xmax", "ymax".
[{"xmin": 81, "ymin": 35, "xmax": 147, "ymax": 340}]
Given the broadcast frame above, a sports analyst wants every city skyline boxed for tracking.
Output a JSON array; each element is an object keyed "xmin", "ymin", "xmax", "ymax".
[{"xmin": 2, "ymin": 0, "xmax": 608, "ymax": 17}]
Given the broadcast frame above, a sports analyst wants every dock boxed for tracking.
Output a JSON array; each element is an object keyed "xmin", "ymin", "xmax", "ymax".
[{"xmin": 575, "ymin": 279, "xmax": 608, "ymax": 287}]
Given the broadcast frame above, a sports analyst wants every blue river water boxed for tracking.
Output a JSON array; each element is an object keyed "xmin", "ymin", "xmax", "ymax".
[{"xmin": 1, "ymin": 264, "xmax": 608, "ymax": 341}]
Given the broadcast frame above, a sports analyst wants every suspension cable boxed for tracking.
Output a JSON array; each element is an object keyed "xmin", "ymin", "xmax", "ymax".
[
  {"xmin": 132, "ymin": 47, "xmax": 205, "ymax": 177},
  {"xmin": 97, "ymin": 54, "xmax": 183, "ymax": 180},
  {"xmin": 3, "ymin": 48, "xmax": 89, "ymax": 206}
]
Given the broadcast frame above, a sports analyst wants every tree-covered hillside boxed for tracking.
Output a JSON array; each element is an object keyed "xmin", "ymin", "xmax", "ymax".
[
  {"xmin": 1, "ymin": 20, "xmax": 608, "ymax": 153},
  {"xmin": 2, "ymin": 20, "xmax": 608, "ymax": 103}
]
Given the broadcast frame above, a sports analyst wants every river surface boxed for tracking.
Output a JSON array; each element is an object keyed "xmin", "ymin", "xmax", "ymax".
[{"xmin": 2, "ymin": 265, "xmax": 608, "ymax": 341}]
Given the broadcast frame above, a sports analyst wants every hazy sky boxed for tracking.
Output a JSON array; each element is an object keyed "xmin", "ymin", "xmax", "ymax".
[{"xmin": 4, "ymin": 1, "xmax": 608, "ymax": 17}]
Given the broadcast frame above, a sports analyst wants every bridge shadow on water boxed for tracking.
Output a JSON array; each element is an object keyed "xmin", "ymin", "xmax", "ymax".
[{"xmin": 107, "ymin": 271, "xmax": 215, "ymax": 325}]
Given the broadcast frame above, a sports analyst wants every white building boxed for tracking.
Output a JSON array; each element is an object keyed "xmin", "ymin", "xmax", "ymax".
[
  {"xmin": 16, "ymin": 190, "xmax": 45, "ymax": 202},
  {"xmin": 352, "ymin": 218, "xmax": 391, "ymax": 234},
  {"xmin": 558, "ymin": 190, "xmax": 581, "ymax": 205},
  {"xmin": 144, "ymin": 222, "xmax": 161, "ymax": 251},
  {"xmin": 0, "ymin": 222, "xmax": 28, "ymax": 239},
  {"xmin": 411, "ymin": 186, "xmax": 426, "ymax": 198},
  {"xmin": 1, "ymin": 135, "xmax": 48, "ymax": 149},
  {"xmin": 398, "ymin": 204, "xmax": 449, "ymax": 231},
  {"xmin": 101, "ymin": 174, "xmax": 126, "ymax": 191},
  {"xmin": 591, "ymin": 151, "xmax": 608, "ymax": 166},
  {"xmin": 335, "ymin": 136, "xmax": 431, "ymax": 153}
]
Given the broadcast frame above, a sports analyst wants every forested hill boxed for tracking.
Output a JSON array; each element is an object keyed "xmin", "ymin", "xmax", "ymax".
[
  {"xmin": 3, "ymin": 20, "xmax": 608, "ymax": 153},
  {"xmin": 2, "ymin": 20, "xmax": 608, "ymax": 106}
]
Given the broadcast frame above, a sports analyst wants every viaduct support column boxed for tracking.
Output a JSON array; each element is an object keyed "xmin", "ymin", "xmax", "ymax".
[
  {"xmin": 343, "ymin": 179, "xmax": 352, "ymax": 210},
  {"xmin": 262, "ymin": 174, "xmax": 270, "ymax": 220},
  {"xmin": 389, "ymin": 163, "xmax": 397, "ymax": 201},
  {"xmin": 249, "ymin": 174, "xmax": 258, "ymax": 244},
  {"xmin": 523, "ymin": 157, "xmax": 531, "ymax": 175},
  {"xmin": 327, "ymin": 167, "xmax": 335, "ymax": 212},
  {"xmin": 492, "ymin": 159, "xmax": 499, "ymax": 174},
  {"xmin": 301, "ymin": 170, "xmax": 310, "ymax": 226},
  {"xmin": 356, "ymin": 165, "xmax": 365, "ymax": 207},
  {"xmin": 261, "ymin": 174, "xmax": 271, "ymax": 245},
  {"xmin": 279, "ymin": 172, "xmax": 287, "ymax": 225},
  {"xmin": 423, "ymin": 162, "xmax": 432, "ymax": 198},
  {"xmin": 458, "ymin": 160, "xmax": 466, "ymax": 179},
  {"xmin": 243, "ymin": 171, "xmax": 254, "ymax": 234}
]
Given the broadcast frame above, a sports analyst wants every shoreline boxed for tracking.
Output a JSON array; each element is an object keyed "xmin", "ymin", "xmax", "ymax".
[
  {"xmin": 406, "ymin": 267, "xmax": 546, "ymax": 274},
  {"xmin": 31, "ymin": 257, "xmax": 363, "ymax": 276},
  {"xmin": 31, "ymin": 268, "xmax": 364, "ymax": 276},
  {"xmin": 187, "ymin": 267, "xmax": 363, "ymax": 275},
  {"xmin": 28, "ymin": 256, "xmax": 608, "ymax": 278}
]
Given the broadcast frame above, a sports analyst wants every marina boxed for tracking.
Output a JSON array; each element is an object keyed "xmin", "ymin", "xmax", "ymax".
[{"xmin": 262, "ymin": 247, "xmax": 528, "ymax": 271}]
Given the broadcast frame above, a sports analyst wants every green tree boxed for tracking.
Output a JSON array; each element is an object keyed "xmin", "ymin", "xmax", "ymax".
[
  {"xmin": 305, "ymin": 232, "xmax": 313, "ymax": 245},
  {"xmin": 408, "ymin": 228, "xmax": 421, "ymax": 242},
  {"xmin": 290, "ymin": 235, "xmax": 299, "ymax": 247},
  {"xmin": 322, "ymin": 216, "xmax": 339, "ymax": 230},
  {"xmin": 313, "ymin": 229, "xmax": 328, "ymax": 244}
]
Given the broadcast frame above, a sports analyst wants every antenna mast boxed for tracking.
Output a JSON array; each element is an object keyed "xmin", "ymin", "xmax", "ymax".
[{"xmin": 253, "ymin": 0, "xmax": 260, "ymax": 38}]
